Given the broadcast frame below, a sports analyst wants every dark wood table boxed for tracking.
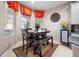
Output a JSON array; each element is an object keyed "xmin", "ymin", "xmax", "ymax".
[{"xmin": 27, "ymin": 30, "xmax": 53, "ymax": 56}]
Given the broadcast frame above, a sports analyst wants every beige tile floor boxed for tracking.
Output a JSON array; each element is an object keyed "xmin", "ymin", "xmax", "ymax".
[{"xmin": 1, "ymin": 40, "xmax": 73, "ymax": 57}]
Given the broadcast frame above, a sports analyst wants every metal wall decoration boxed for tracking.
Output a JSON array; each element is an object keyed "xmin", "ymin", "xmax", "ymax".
[{"xmin": 50, "ymin": 13, "xmax": 60, "ymax": 22}]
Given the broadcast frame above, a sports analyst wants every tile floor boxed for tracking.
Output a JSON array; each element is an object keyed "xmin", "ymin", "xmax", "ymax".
[{"xmin": 1, "ymin": 40, "xmax": 73, "ymax": 57}]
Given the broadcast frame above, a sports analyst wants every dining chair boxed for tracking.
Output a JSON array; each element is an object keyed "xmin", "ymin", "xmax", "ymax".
[
  {"xmin": 33, "ymin": 33, "xmax": 43, "ymax": 57},
  {"xmin": 22, "ymin": 28, "xmax": 34, "ymax": 54},
  {"xmin": 22, "ymin": 30, "xmax": 27, "ymax": 51},
  {"xmin": 25, "ymin": 28, "xmax": 45, "ymax": 56}
]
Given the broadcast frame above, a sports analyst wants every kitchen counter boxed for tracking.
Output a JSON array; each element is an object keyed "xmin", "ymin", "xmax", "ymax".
[
  {"xmin": 69, "ymin": 33, "xmax": 79, "ymax": 57},
  {"xmin": 69, "ymin": 33, "xmax": 79, "ymax": 46},
  {"xmin": 71, "ymin": 33, "xmax": 79, "ymax": 37}
]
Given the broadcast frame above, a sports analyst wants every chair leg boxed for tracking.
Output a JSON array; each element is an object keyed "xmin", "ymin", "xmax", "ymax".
[
  {"xmin": 46, "ymin": 40, "xmax": 49, "ymax": 45},
  {"xmin": 22, "ymin": 38, "xmax": 24, "ymax": 51},
  {"xmin": 33, "ymin": 43, "xmax": 42, "ymax": 57},
  {"xmin": 38, "ymin": 43, "xmax": 42, "ymax": 57},
  {"xmin": 29, "ymin": 40, "xmax": 33, "ymax": 47},
  {"xmin": 33, "ymin": 47, "xmax": 36, "ymax": 55},
  {"xmin": 51, "ymin": 37, "xmax": 53, "ymax": 47},
  {"xmin": 39, "ymin": 46, "xmax": 42, "ymax": 57},
  {"xmin": 26, "ymin": 41, "xmax": 28, "ymax": 55},
  {"xmin": 33, "ymin": 44, "xmax": 39, "ymax": 55}
]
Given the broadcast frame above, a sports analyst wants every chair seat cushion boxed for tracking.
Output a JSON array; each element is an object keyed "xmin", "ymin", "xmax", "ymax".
[
  {"xmin": 46, "ymin": 35, "xmax": 53, "ymax": 39},
  {"xmin": 32, "ymin": 41, "xmax": 40, "ymax": 47}
]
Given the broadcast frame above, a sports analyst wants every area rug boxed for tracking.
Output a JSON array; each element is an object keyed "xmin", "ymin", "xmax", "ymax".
[{"xmin": 13, "ymin": 43, "xmax": 58, "ymax": 57}]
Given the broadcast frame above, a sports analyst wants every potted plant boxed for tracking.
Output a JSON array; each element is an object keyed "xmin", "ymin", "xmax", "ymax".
[
  {"xmin": 35, "ymin": 24, "xmax": 40, "ymax": 31},
  {"xmin": 60, "ymin": 20, "xmax": 69, "ymax": 30}
]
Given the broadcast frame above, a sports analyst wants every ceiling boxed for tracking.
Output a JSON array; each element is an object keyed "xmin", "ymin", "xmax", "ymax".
[{"xmin": 19, "ymin": 1, "xmax": 72, "ymax": 10}]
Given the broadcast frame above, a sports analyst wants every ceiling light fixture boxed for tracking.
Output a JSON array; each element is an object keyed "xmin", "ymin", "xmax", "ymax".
[{"xmin": 31, "ymin": 1, "xmax": 34, "ymax": 4}]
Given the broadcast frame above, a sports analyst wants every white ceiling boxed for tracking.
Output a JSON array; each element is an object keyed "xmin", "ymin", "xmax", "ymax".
[{"xmin": 19, "ymin": 1, "xmax": 72, "ymax": 10}]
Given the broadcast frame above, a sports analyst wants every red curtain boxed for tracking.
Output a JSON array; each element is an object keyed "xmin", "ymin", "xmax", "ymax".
[
  {"xmin": 20, "ymin": 5, "xmax": 25, "ymax": 15},
  {"xmin": 24, "ymin": 6, "xmax": 32, "ymax": 16},
  {"xmin": 20, "ymin": 4, "xmax": 32, "ymax": 16},
  {"xmin": 7, "ymin": 1, "xmax": 18, "ymax": 12},
  {"xmin": 7, "ymin": 1, "xmax": 44, "ymax": 17},
  {"xmin": 13, "ymin": 1, "xmax": 18, "ymax": 12},
  {"xmin": 34, "ymin": 10, "xmax": 44, "ymax": 18}
]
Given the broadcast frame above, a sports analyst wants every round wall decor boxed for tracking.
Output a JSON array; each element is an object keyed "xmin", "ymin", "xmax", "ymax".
[{"xmin": 50, "ymin": 13, "xmax": 60, "ymax": 22}]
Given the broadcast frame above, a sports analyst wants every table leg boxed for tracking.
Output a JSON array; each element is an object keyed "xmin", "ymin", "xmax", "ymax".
[{"xmin": 39, "ymin": 42, "xmax": 42, "ymax": 57}]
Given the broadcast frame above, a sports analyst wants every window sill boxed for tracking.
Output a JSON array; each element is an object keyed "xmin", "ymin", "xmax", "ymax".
[{"xmin": 4, "ymin": 33, "xmax": 14, "ymax": 39}]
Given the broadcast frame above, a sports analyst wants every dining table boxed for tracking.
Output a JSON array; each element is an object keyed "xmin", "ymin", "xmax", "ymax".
[{"xmin": 26, "ymin": 29, "xmax": 53, "ymax": 56}]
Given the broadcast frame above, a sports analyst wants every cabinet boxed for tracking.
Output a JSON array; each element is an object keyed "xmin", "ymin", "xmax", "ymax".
[
  {"xmin": 60, "ymin": 29, "xmax": 69, "ymax": 46},
  {"xmin": 72, "ymin": 44, "xmax": 79, "ymax": 57},
  {"xmin": 71, "ymin": 2, "xmax": 79, "ymax": 24},
  {"xmin": 69, "ymin": 35, "xmax": 79, "ymax": 57}
]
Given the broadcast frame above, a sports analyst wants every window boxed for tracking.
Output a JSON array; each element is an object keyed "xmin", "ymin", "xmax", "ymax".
[
  {"xmin": 5, "ymin": 13, "xmax": 14, "ymax": 36},
  {"xmin": 21, "ymin": 16, "xmax": 28, "ymax": 30}
]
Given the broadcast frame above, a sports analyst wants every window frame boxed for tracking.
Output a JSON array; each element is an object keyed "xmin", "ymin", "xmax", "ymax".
[{"xmin": 4, "ymin": 8, "xmax": 16, "ymax": 39}]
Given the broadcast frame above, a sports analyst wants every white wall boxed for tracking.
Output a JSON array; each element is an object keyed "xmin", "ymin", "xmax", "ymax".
[
  {"xmin": 29, "ymin": 11, "xmax": 36, "ymax": 30},
  {"xmin": 43, "ymin": 4, "xmax": 71, "ymax": 42},
  {"xmin": 15, "ymin": 7, "xmax": 22, "ymax": 44}
]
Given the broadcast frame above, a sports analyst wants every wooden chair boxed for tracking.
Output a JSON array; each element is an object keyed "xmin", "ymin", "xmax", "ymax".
[
  {"xmin": 22, "ymin": 28, "xmax": 34, "ymax": 54},
  {"xmin": 22, "ymin": 28, "xmax": 53, "ymax": 56},
  {"xmin": 33, "ymin": 33, "xmax": 43, "ymax": 57},
  {"xmin": 22, "ymin": 30, "xmax": 27, "ymax": 51}
]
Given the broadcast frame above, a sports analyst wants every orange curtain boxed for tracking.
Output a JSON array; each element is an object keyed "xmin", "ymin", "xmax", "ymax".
[
  {"xmin": 13, "ymin": 1, "xmax": 18, "ymax": 12},
  {"xmin": 20, "ymin": 5, "xmax": 25, "ymax": 15},
  {"xmin": 34, "ymin": 10, "xmax": 44, "ymax": 18},
  {"xmin": 7, "ymin": 1, "xmax": 44, "ymax": 17},
  {"xmin": 24, "ymin": 6, "xmax": 32, "ymax": 16},
  {"xmin": 7, "ymin": 1, "xmax": 18, "ymax": 12},
  {"xmin": 20, "ymin": 4, "xmax": 32, "ymax": 16}
]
